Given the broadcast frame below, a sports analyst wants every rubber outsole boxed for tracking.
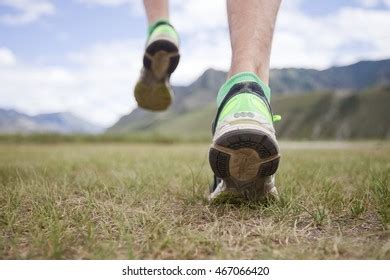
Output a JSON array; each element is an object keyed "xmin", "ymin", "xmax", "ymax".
[
  {"xmin": 143, "ymin": 39, "xmax": 180, "ymax": 78},
  {"xmin": 209, "ymin": 129, "xmax": 280, "ymax": 194},
  {"xmin": 135, "ymin": 39, "xmax": 180, "ymax": 111}
]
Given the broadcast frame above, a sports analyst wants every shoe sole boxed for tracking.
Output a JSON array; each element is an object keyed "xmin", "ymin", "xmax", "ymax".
[
  {"xmin": 209, "ymin": 128, "xmax": 280, "ymax": 199},
  {"xmin": 134, "ymin": 39, "xmax": 180, "ymax": 111}
]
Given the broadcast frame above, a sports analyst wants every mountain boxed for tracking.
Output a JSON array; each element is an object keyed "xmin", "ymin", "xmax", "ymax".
[
  {"xmin": 270, "ymin": 59, "xmax": 390, "ymax": 93},
  {"xmin": 272, "ymin": 87, "xmax": 390, "ymax": 139},
  {"xmin": 110, "ymin": 68, "xmax": 227, "ymax": 134},
  {"xmin": 0, "ymin": 109, "xmax": 103, "ymax": 134},
  {"xmin": 108, "ymin": 59, "xmax": 390, "ymax": 139}
]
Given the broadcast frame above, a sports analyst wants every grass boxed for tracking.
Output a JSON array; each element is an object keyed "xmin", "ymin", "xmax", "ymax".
[
  {"xmin": 0, "ymin": 141, "xmax": 389, "ymax": 259},
  {"xmin": 0, "ymin": 133, "xmax": 210, "ymax": 144}
]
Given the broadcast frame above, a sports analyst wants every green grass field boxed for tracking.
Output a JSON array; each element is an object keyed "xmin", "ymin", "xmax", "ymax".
[{"xmin": 0, "ymin": 142, "xmax": 389, "ymax": 259}]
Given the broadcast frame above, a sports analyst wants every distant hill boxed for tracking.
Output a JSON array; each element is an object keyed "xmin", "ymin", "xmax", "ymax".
[
  {"xmin": 108, "ymin": 59, "xmax": 390, "ymax": 139},
  {"xmin": 273, "ymin": 87, "xmax": 390, "ymax": 139},
  {"xmin": 0, "ymin": 109, "xmax": 103, "ymax": 134},
  {"xmin": 270, "ymin": 59, "xmax": 390, "ymax": 93}
]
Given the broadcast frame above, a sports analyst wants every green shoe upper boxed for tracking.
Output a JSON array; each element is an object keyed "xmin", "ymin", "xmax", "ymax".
[
  {"xmin": 213, "ymin": 72, "xmax": 280, "ymax": 134},
  {"xmin": 217, "ymin": 72, "xmax": 271, "ymax": 105},
  {"xmin": 147, "ymin": 19, "xmax": 179, "ymax": 44}
]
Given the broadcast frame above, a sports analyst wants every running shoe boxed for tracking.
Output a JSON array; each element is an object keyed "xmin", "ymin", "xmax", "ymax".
[
  {"xmin": 134, "ymin": 20, "xmax": 180, "ymax": 111},
  {"xmin": 208, "ymin": 72, "xmax": 281, "ymax": 203}
]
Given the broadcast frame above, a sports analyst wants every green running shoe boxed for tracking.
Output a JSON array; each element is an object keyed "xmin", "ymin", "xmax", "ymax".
[
  {"xmin": 208, "ymin": 72, "xmax": 281, "ymax": 203},
  {"xmin": 134, "ymin": 20, "xmax": 180, "ymax": 111}
]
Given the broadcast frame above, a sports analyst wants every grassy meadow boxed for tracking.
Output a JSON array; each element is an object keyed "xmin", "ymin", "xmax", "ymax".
[{"xmin": 0, "ymin": 141, "xmax": 389, "ymax": 259}]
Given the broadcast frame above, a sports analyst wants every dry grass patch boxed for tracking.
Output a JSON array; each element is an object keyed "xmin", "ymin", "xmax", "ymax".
[{"xmin": 0, "ymin": 142, "xmax": 389, "ymax": 259}]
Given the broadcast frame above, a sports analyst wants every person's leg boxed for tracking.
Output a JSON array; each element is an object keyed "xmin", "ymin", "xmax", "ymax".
[
  {"xmin": 134, "ymin": 0, "xmax": 180, "ymax": 111},
  {"xmin": 227, "ymin": 0, "xmax": 281, "ymax": 84},
  {"xmin": 209, "ymin": 0, "xmax": 281, "ymax": 203},
  {"xmin": 143, "ymin": 0, "xmax": 169, "ymax": 24}
]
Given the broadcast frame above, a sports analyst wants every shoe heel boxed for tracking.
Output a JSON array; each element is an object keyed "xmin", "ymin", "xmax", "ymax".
[
  {"xmin": 143, "ymin": 40, "xmax": 180, "ymax": 79},
  {"xmin": 209, "ymin": 129, "xmax": 280, "ymax": 184}
]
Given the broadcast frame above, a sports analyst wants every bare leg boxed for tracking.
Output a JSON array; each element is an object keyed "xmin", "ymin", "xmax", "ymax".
[
  {"xmin": 143, "ymin": 0, "xmax": 169, "ymax": 24},
  {"xmin": 227, "ymin": 0, "xmax": 281, "ymax": 84}
]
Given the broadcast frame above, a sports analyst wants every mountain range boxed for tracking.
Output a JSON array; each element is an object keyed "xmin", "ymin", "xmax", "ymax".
[
  {"xmin": 108, "ymin": 59, "xmax": 390, "ymax": 139},
  {"xmin": 1, "ymin": 59, "xmax": 389, "ymax": 139},
  {"xmin": 0, "ymin": 109, "xmax": 103, "ymax": 134}
]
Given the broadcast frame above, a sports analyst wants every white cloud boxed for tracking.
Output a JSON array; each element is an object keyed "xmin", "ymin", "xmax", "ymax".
[
  {"xmin": 171, "ymin": 0, "xmax": 390, "ymax": 75},
  {"xmin": 171, "ymin": 0, "xmax": 227, "ymax": 33},
  {"xmin": 76, "ymin": 0, "xmax": 131, "ymax": 6},
  {"xmin": 0, "ymin": 47, "xmax": 16, "ymax": 65},
  {"xmin": 74, "ymin": 0, "xmax": 143, "ymax": 15},
  {"xmin": 1, "ymin": 0, "xmax": 389, "ymax": 127},
  {"xmin": 359, "ymin": 0, "xmax": 390, "ymax": 8},
  {"xmin": 168, "ymin": 0, "xmax": 228, "ymax": 84},
  {"xmin": 171, "ymin": 29, "xmax": 230, "ymax": 85},
  {"xmin": 272, "ymin": 3, "xmax": 390, "ymax": 68},
  {"xmin": 0, "ymin": 40, "xmax": 144, "ymax": 126},
  {"xmin": 0, "ymin": 0, "xmax": 55, "ymax": 25}
]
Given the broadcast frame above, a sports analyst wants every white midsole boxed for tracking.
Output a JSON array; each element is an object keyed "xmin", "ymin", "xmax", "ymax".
[{"xmin": 212, "ymin": 121, "xmax": 278, "ymax": 147}]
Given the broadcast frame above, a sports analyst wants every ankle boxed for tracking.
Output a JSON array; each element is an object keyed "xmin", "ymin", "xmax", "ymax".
[
  {"xmin": 228, "ymin": 61, "xmax": 270, "ymax": 85},
  {"xmin": 217, "ymin": 72, "xmax": 271, "ymax": 107}
]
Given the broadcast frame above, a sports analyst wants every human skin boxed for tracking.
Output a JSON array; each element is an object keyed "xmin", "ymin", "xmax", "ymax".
[
  {"xmin": 143, "ymin": 0, "xmax": 169, "ymax": 24},
  {"xmin": 143, "ymin": 0, "xmax": 282, "ymax": 85},
  {"xmin": 227, "ymin": 0, "xmax": 281, "ymax": 84}
]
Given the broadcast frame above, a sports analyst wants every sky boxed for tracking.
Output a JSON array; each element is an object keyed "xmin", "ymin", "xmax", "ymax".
[{"xmin": 0, "ymin": 0, "xmax": 389, "ymax": 127}]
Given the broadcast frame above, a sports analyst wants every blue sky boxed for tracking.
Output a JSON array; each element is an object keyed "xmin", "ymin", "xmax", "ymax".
[
  {"xmin": 0, "ymin": 1, "xmax": 145, "ymax": 63},
  {"xmin": 0, "ymin": 0, "xmax": 389, "ymax": 126}
]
